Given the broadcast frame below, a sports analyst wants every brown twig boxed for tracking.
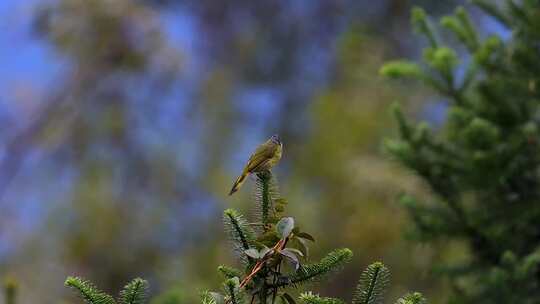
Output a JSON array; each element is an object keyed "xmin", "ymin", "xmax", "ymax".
[
  {"xmin": 239, "ymin": 237, "xmax": 287, "ymax": 288},
  {"xmin": 225, "ymin": 235, "xmax": 291, "ymax": 304}
]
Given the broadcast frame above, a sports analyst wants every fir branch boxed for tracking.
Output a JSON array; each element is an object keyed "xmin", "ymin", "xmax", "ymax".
[
  {"xmin": 119, "ymin": 278, "xmax": 148, "ymax": 304},
  {"xmin": 379, "ymin": 61, "xmax": 423, "ymax": 80},
  {"xmin": 460, "ymin": 62, "xmax": 478, "ymax": 92},
  {"xmin": 218, "ymin": 266, "xmax": 244, "ymax": 280},
  {"xmin": 471, "ymin": 0, "xmax": 511, "ymax": 27},
  {"xmin": 440, "ymin": 16, "xmax": 469, "ymax": 47},
  {"xmin": 223, "ymin": 209, "xmax": 256, "ymax": 262},
  {"xmin": 201, "ymin": 292, "xmax": 217, "ymax": 304},
  {"xmin": 440, "ymin": 7, "xmax": 478, "ymax": 51},
  {"xmin": 505, "ymin": 0, "xmax": 528, "ymax": 23},
  {"xmin": 299, "ymin": 292, "xmax": 346, "ymax": 304},
  {"xmin": 517, "ymin": 246, "xmax": 540, "ymax": 279},
  {"xmin": 254, "ymin": 171, "xmax": 280, "ymax": 227},
  {"xmin": 65, "ymin": 277, "xmax": 116, "ymax": 304},
  {"xmin": 224, "ymin": 278, "xmax": 244, "ymax": 304},
  {"xmin": 474, "ymin": 36, "xmax": 503, "ymax": 67},
  {"xmin": 394, "ymin": 292, "xmax": 427, "ymax": 304},
  {"xmin": 283, "ymin": 248, "xmax": 353, "ymax": 287},
  {"xmin": 423, "ymin": 47, "xmax": 458, "ymax": 87},
  {"xmin": 398, "ymin": 195, "xmax": 466, "ymax": 240},
  {"xmin": 411, "ymin": 7, "xmax": 439, "ymax": 48},
  {"xmin": 455, "ymin": 7, "xmax": 479, "ymax": 51},
  {"xmin": 201, "ymin": 291, "xmax": 223, "ymax": 304},
  {"xmin": 391, "ymin": 103, "xmax": 412, "ymax": 141},
  {"xmin": 352, "ymin": 262, "xmax": 390, "ymax": 304}
]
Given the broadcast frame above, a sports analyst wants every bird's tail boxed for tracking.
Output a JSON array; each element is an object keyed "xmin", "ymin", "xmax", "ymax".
[{"xmin": 229, "ymin": 172, "xmax": 248, "ymax": 195}]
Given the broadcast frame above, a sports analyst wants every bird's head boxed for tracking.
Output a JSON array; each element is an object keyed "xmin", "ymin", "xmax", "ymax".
[{"xmin": 270, "ymin": 134, "xmax": 281, "ymax": 145}]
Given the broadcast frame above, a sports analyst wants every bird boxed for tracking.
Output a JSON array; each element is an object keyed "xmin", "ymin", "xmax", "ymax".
[{"xmin": 229, "ymin": 134, "xmax": 283, "ymax": 195}]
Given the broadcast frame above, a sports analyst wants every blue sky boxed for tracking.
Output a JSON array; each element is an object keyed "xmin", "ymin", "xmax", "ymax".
[{"xmin": 0, "ymin": 1, "xmax": 69, "ymax": 109}]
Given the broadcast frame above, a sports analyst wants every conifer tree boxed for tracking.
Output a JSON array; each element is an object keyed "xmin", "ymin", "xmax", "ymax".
[
  {"xmin": 381, "ymin": 1, "xmax": 540, "ymax": 303},
  {"xmin": 204, "ymin": 171, "xmax": 426, "ymax": 304}
]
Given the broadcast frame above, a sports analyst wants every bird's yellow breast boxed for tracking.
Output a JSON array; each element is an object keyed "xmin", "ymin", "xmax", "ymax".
[{"xmin": 265, "ymin": 144, "xmax": 282, "ymax": 168}]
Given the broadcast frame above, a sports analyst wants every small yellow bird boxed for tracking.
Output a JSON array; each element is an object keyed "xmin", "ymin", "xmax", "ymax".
[{"xmin": 229, "ymin": 134, "xmax": 283, "ymax": 195}]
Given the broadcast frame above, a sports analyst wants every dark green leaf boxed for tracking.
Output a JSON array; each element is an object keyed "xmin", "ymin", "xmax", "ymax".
[
  {"xmin": 296, "ymin": 232, "xmax": 315, "ymax": 242},
  {"xmin": 295, "ymin": 237, "xmax": 310, "ymax": 258},
  {"xmin": 259, "ymin": 246, "xmax": 272, "ymax": 258},
  {"xmin": 285, "ymin": 247, "xmax": 304, "ymax": 257},
  {"xmin": 209, "ymin": 292, "xmax": 225, "ymax": 304},
  {"xmin": 244, "ymin": 249, "xmax": 260, "ymax": 259},
  {"xmin": 282, "ymin": 293, "xmax": 296, "ymax": 304}
]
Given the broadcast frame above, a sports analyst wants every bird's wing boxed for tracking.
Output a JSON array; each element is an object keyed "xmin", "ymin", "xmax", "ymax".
[{"xmin": 245, "ymin": 142, "xmax": 277, "ymax": 173}]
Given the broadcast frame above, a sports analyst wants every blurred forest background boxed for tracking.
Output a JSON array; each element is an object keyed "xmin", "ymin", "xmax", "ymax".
[{"xmin": 0, "ymin": 0, "xmax": 509, "ymax": 303}]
